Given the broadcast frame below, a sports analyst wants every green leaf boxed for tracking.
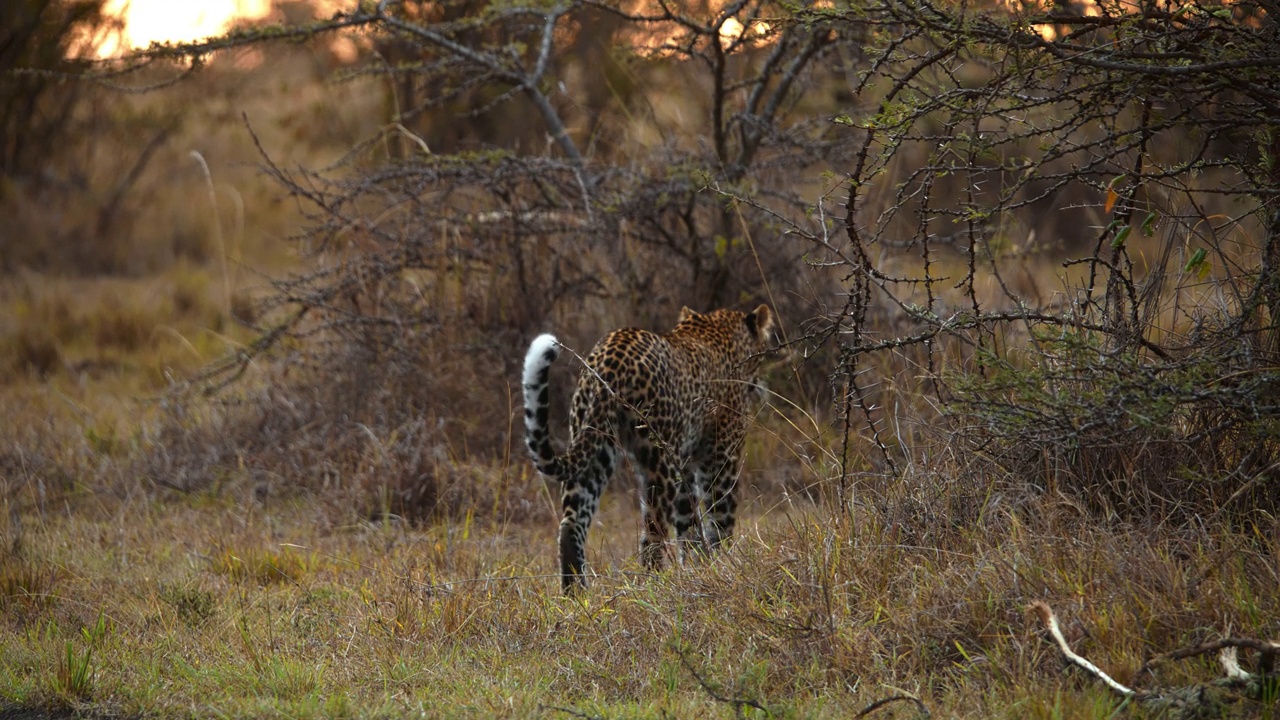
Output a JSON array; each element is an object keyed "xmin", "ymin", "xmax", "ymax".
[
  {"xmin": 1184, "ymin": 247, "xmax": 1207, "ymax": 273},
  {"xmin": 1110, "ymin": 225, "xmax": 1132, "ymax": 249},
  {"xmin": 1141, "ymin": 211, "xmax": 1158, "ymax": 236}
]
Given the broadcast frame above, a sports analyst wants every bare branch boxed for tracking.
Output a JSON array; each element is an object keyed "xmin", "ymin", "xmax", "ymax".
[
  {"xmin": 854, "ymin": 693, "xmax": 931, "ymax": 719},
  {"xmin": 678, "ymin": 649, "xmax": 771, "ymax": 717},
  {"xmin": 1030, "ymin": 601, "xmax": 1143, "ymax": 699}
]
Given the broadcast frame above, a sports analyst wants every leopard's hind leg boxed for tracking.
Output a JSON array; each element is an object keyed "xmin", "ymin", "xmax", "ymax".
[
  {"xmin": 629, "ymin": 434, "xmax": 686, "ymax": 571},
  {"xmin": 700, "ymin": 440, "xmax": 745, "ymax": 551},
  {"xmin": 557, "ymin": 430, "xmax": 618, "ymax": 592}
]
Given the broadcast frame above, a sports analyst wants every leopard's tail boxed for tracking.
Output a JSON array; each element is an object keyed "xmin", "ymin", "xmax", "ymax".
[{"xmin": 522, "ymin": 333, "xmax": 564, "ymax": 479}]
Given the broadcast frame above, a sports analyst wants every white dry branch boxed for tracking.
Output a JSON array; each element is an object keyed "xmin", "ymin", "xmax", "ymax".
[
  {"xmin": 1031, "ymin": 600, "xmax": 1280, "ymax": 718},
  {"xmin": 1029, "ymin": 600, "xmax": 1143, "ymax": 699}
]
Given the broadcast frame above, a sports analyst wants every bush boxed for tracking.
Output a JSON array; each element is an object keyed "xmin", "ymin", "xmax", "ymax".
[
  {"xmin": 808, "ymin": 0, "xmax": 1280, "ymax": 524},
  {"xmin": 950, "ymin": 326, "xmax": 1280, "ymax": 520}
]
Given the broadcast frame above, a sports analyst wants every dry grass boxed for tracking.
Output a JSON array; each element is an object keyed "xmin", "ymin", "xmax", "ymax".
[{"xmin": 1, "ymin": 466, "xmax": 1276, "ymax": 718}]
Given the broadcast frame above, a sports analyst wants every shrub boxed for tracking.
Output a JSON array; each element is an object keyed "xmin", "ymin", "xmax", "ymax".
[{"xmin": 950, "ymin": 327, "xmax": 1280, "ymax": 520}]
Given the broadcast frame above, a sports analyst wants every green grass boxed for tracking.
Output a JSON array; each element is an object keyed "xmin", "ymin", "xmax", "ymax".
[{"xmin": 2, "ymin": 482, "xmax": 1275, "ymax": 719}]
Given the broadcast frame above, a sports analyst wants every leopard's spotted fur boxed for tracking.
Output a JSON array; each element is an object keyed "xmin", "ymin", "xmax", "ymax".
[{"xmin": 522, "ymin": 305, "xmax": 775, "ymax": 592}]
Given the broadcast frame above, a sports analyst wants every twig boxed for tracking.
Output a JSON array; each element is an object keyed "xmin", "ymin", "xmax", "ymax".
[
  {"xmin": 94, "ymin": 119, "xmax": 177, "ymax": 237},
  {"xmin": 854, "ymin": 693, "xmax": 930, "ymax": 718},
  {"xmin": 678, "ymin": 650, "xmax": 770, "ymax": 718},
  {"xmin": 1029, "ymin": 601, "xmax": 1145, "ymax": 699},
  {"xmin": 1032, "ymin": 599, "xmax": 1280, "ymax": 717},
  {"xmin": 1208, "ymin": 460, "xmax": 1280, "ymax": 523},
  {"xmin": 371, "ymin": 3, "xmax": 584, "ymax": 167},
  {"xmin": 1140, "ymin": 637, "xmax": 1280, "ymax": 678},
  {"xmin": 538, "ymin": 703, "xmax": 606, "ymax": 720}
]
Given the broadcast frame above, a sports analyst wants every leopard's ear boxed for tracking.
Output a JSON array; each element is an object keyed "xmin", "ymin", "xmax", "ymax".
[
  {"xmin": 678, "ymin": 306, "xmax": 697, "ymax": 323},
  {"xmin": 745, "ymin": 304, "xmax": 774, "ymax": 342}
]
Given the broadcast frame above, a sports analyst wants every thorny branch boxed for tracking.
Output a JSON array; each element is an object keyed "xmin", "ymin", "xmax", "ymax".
[
  {"xmin": 816, "ymin": 0, "xmax": 1280, "ymax": 514},
  {"xmin": 69, "ymin": 1, "xmax": 585, "ymax": 166}
]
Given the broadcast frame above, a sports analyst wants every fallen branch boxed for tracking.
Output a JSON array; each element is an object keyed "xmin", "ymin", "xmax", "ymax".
[
  {"xmin": 1030, "ymin": 601, "xmax": 1280, "ymax": 719},
  {"xmin": 1029, "ymin": 601, "xmax": 1146, "ymax": 700},
  {"xmin": 677, "ymin": 649, "xmax": 770, "ymax": 718},
  {"xmin": 854, "ymin": 693, "xmax": 930, "ymax": 718},
  {"xmin": 538, "ymin": 704, "xmax": 605, "ymax": 720},
  {"xmin": 1140, "ymin": 637, "xmax": 1280, "ymax": 679}
]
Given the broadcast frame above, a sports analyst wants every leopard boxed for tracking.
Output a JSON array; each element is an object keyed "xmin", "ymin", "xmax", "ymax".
[{"xmin": 521, "ymin": 304, "xmax": 775, "ymax": 593}]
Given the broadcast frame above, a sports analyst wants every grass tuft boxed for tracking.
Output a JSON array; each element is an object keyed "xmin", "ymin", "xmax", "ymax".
[
  {"xmin": 52, "ymin": 640, "xmax": 94, "ymax": 702},
  {"xmin": 5, "ymin": 325, "xmax": 62, "ymax": 378},
  {"xmin": 159, "ymin": 583, "xmax": 217, "ymax": 626},
  {"xmin": 209, "ymin": 546, "xmax": 321, "ymax": 585},
  {"xmin": 91, "ymin": 302, "xmax": 155, "ymax": 353},
  {"xmin": 0, "ymin": 558, "xmax": 57, "ymax": 612}
]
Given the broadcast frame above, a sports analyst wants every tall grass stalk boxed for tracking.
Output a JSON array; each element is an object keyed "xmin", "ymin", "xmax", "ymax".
[{"xmin": 190, "ymin": 150, "xmax": 231, "ymax": 319}]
